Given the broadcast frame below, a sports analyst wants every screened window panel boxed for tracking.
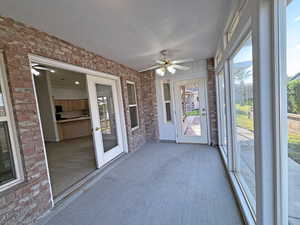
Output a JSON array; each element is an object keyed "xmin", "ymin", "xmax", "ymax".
[{"xmin": 231, "ymin": 35, "xmax": 256, "ymax": 212}]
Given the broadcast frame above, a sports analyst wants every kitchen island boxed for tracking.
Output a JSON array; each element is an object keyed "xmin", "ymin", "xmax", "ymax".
[{"xmin": 57, "ymin": 116, "xmax": 92, "ymax": 140}]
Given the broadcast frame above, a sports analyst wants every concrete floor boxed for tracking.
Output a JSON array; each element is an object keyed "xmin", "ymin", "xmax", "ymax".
[
  {"xmin": 41, "ymin": 143, "xmax": 244, "ymax": 225},
  {"xmin": 46, "ymin": 136, "xmax": 97, "ymax": 197}
]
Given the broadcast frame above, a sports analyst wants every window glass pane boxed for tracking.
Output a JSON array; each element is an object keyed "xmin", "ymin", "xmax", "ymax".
[
  {"xmin": 163, "ymin": 83, "xmax": 171, "ymax": 101},
  {"xmin": 127, "ymin": 83, "xmax": 136, "ymax": 105},
  {"xmin": 0, "ymin": 85, "xmax": 6, "ymax": 117},
  {"xmin": 129, "ymin": 106, "xmax": 138, "ymax": 128},
  {"xmin": 165, "ymin": 102, "xmax": 172, "ymax": 122},
  {"xmin": 231, "ymin": 35, "xmax": 256, "ymax": 211},
  {"xmin": 0, "ymin": 121, "xmax": 15, "ymax": 185},
  {"xmin": 287, "ymin": 1, "xmax": 300, "ymax": 224},
  {"xmin": 218, "ymin": 71, "xmax": 228, "ymax": 155}
]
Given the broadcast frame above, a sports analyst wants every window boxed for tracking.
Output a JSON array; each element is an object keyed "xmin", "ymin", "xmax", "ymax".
[
  {"xmin": 162, "ymin": 82, "xmax": 172, "ymax": 122},
  {"xmin": 230, "ymin": 34, "xmax": 256, "ymax": 212},
  {"xmin": 216, "ymin": 70, "xmax": 228, "ymax": 157},
  {"xmin": 127, "ymin": 81, "xmax": 139, "ymax": 130},
  {"xmin": 286, "ymin": 1, "xmax": 300, "ymax": 224},
  {"xmin": 0, "ymin": 52, "xmax": 23, "ymax": 191}
]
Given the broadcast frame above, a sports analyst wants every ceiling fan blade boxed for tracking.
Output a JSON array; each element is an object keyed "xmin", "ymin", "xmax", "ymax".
[
  {"xmin": 33, "ymin": 66, "xmax": 56, "ymax": 73},
  {"xmin": 156, "ymin": 60, "xmax": 165, "ymax": 65},
  {"xmin": 139, "ymin": 65, "xmax": 161, "ymax": 72},
  {"xmin": 33, "ymin": 66, "xmax": 50, "ymax": 70},
  {"xmin": 172, "ymin": 58, "xmax": 194, "ymax": 64},
  {"xmin": 172, "ymin": 64, "xmax": 190, "ymax": 71}
]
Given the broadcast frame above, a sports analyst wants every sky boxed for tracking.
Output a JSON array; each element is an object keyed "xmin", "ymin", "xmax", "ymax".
[
  {"xmin": 287, "ymin": 0, "xmax": 300, "ymax": 77},
  {"xmin": 232, "ymin": 0, "xmax": 300, "ymax": 78}
]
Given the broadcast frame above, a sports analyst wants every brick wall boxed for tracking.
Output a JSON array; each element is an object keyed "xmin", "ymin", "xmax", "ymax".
[
  {"xmin": 141, "ymin": 70, "xmax": 159, "ymax": 141},
  {"xmin": 207, "ymin": 58, "xmax": 218, "ymax": 146},
  {"xmin": 0, "ymin": 16, "xmax": 154, "ymax": 225}
]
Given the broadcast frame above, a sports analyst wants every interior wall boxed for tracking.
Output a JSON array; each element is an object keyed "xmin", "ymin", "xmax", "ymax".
[
  {"xmin": 34, "ymin": 71, "xmax": 58, "ymax": 142},
  {"xmin": 50, "ymin": 69, "xmax": 88, "ymax": 100},
  {"xmin": 155, "ymin": 60, "xmax": 209, "ymax": 141},
  {"xmin": 0, "ymin": 16, "xmax": 152, "ymax": 225},
  {"xmin": 52, "ymin": 87, "xmax": 88, "ymax": 100}
]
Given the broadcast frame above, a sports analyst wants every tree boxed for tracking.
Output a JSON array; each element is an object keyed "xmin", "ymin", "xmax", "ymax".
[{"xmin": 287, "ymin": 79, "xmax": 300, "ymax": 114}]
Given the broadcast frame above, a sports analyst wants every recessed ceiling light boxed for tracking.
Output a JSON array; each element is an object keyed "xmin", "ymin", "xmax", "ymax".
[{"xmin": 75, "ymin": 81, "xmax": 80, "ymax": 85}]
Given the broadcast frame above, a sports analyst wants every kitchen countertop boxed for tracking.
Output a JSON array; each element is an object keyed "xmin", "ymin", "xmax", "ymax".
[{"xmin": 56, "ymin": 116, "xmax": 90, "ymax": 124}]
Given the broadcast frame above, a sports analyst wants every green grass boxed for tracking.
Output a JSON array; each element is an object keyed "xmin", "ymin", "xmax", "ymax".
[
  {"xmin": 235, "ymin": 104, "xmax": 254, "ymax": 131},
  {"xmin": 185, "ymin": 109, "xmax": 200, "ymax": 116},
  {"xmin": 288, "ymin": 133, "xmax": 300, "ymax": 164},
  {"xmin": 235, "ymin": 103, "xmax": 300, "ymax": 163},
  {"xmin": 236, "ymin": 113, "xmax": 254, "ymax": 131}
]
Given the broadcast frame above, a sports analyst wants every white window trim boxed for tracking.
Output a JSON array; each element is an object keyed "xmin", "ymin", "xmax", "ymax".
[
  {"xmin": 0, "ymin": 51, "xmax": 24, "ymax": 192},
  {"xmin": 126, "ymin": 81, "xmax": 139, "ymax": 131},
  {"xmin": 161, "ymin": 81, "xmax": 172, "ymax": 123}
]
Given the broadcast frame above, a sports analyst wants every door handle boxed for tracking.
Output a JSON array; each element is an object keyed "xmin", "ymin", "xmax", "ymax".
[{"xmin": 95, "ymin": 127, "xmax": 101, "ymax": 131}]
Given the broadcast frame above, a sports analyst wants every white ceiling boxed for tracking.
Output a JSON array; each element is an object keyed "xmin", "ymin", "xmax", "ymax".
[{"xmin": 0, "ymin": 0, "xmax": 234, "ymax": 71}]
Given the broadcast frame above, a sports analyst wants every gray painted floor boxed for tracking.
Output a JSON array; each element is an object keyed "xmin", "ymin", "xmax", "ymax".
[{"xmin": 42, "ymin": 143, "xmax": 244, "ymax": 225}]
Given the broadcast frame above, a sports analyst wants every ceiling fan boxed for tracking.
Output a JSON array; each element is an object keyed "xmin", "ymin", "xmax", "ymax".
[
  {"xmin": 31, "ymin": 63, "xmax": 56, "ymax": 76},
  {"xmin": 139, "ymin": 50, "xmax": 193, "ymax": 76}
]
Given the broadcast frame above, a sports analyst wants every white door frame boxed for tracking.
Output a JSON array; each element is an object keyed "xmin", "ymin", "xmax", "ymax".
[
  {"xmin": 174, "ymin": 78, "xmax": 209, "ymax": 144},
  {"xmin": 28, "ymin": 54, "xmax": 128, "ymax": 207}
]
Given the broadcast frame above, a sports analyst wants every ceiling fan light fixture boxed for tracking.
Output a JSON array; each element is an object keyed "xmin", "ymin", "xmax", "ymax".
[
  {"xmin": 167, "ymin": 65, "xmax": 176, "ymax": 74},
  {"xmin": 156, "ymin": 67, "xmax": 166, "ymax": 76}
]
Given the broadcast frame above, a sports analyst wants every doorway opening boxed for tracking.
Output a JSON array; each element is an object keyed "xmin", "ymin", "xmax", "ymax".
[
  {"xmin": 32, "ymin": 65, "xmax": 97, "ymax": 198},
  {"xmin": 174, "ymin": 79, "xmax": 209, "ymax": 144}
]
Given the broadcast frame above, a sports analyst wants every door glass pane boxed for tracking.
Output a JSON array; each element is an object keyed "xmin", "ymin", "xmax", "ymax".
[
  {"xmin": 231, "ymin": 35, "xmax": 256, "ymax": 211},
  {"xmin": 180, "ymin": 83, "xmax": 201, "ymax": 136},
  {"xmin": 0, "ymin": 121, "xmax": 16, "ymax": 185},
  {"xmin": 96, "ymin": 84, "xmax": 118, "ymax": 152},
  {"xmin": 287, "ymin": 1, "xmax": 300, "ymax": 224},
  {"xmin": 165, "ymin": 102, "xmax": 172, "ymax": 122}
]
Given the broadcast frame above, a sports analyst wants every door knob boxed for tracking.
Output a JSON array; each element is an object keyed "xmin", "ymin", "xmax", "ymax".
[{"xmin": 95, "ymin": 127, "xmax": 101, "ymax": 131}]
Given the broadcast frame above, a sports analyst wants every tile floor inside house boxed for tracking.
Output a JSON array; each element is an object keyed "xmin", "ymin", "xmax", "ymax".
[{"xmin": 45, "ymin": 136, "xmax": 97, "ymax": 197}]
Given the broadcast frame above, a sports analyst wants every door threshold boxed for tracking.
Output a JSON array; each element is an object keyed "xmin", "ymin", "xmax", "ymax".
[{"xmin": 53, "ymin": 152, "xmax": 126, "ymax": 205}]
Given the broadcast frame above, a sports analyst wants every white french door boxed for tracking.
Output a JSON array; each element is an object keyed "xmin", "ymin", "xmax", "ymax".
[
  {"xmin": 87, "ymin": 75, "xmax": 124, "ymax": 167},
  {"xmin": 174, "ymin": 78, "xmax": 209, "ymax": 144}
]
